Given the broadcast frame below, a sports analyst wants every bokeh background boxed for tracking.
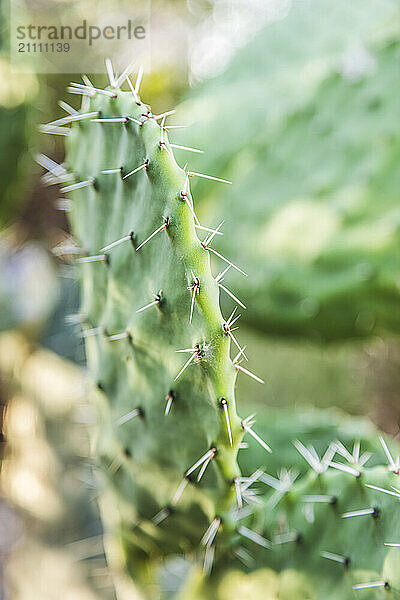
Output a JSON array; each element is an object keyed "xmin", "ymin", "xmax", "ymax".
[{"xmin": 0, "ymin": 0, "xmax": 399, "ymax": 598}]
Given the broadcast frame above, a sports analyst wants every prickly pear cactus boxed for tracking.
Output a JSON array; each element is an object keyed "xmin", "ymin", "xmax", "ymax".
[{"xmin": 39, "ymin": 66, "xmax": 400, "ymax": 599}]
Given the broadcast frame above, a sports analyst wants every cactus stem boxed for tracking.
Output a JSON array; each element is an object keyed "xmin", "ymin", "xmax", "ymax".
[
  {"xmin": 135, "ymin": 218, "xmax": 170, "ymax": 251},
  {"xmin": 237, "ymin": 526, "xmax": 272, "ymax": 549},
  {"xmin": 342, "ymin": 508, "xmax": 379, "ymax": 519}
]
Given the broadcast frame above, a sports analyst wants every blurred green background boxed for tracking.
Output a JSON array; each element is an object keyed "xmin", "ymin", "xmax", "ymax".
[{"xmin": 0, "ymin": 0, "xmax": 399, "ymax": 598}]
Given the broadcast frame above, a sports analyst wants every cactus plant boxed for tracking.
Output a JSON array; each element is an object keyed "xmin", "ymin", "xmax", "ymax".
[
  {"xmin": 177, "ymin": 0, "xmax": 400, "ymax": 341},
  {"xmin": 37, "ymin": 64, "xmax": 400, "ymax": 599}
]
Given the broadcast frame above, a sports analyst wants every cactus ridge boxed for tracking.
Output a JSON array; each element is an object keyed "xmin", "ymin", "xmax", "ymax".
[{"xmin": 39, "ymin": 64, "xmax": 400, "ymax": 599}]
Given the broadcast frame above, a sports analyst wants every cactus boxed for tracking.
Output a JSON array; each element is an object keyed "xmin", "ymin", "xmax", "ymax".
[
  {"xmin": 178, "ymin": 0, "xmax": 400, "ymax": 341},
  {"xmin": 38, "ymin": 65, "xmax": 400, "ymax": 599}
]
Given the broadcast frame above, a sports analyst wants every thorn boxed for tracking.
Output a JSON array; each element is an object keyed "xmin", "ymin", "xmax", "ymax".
[
  {"xmin": 105, "ymin": 58, "xmax": 116, "ymax": 87},
  {"xmin": 79, "ymin": 327, "xmax": 103, "ymax": 338},
  {"xmin": 136, "ymin": 291, "xmax": 162, "ymax": 313},
  {"xmin": 220, "ymin": 398, "xmax": 233, "ymax": 446},
  {"xmin": 329, "ymin": 461, "xmax": 361, "ymax": 477},
  {"xmin": 203, "ymin": 220, "xmax": 225, "ymax": 247},
  {"xmin": 205, "ymin": 246, "xmax": 248, "ymax": 277},
  {"xmin": 77, "ymin": 254, "xmax": 108, "ymax": 264},
  {"xmin": 241, "ymin": 418, "xmax": 271, "ymax": 452},
  {"xmin": 235, "ymin": 363, "xmax": 264, "ymax": 384},
  {"xmin": 55, "ymin": 199, "xmax": 72, "ymax": 211},
  {"xmin": 234, "ymin": 546, "xmax": 255, "ymax": 567},
  {"xmin": 136, "ymin": 217, "xmax": 169, "ymax": 251},
  {"xmin": 46, "ymin": 111, "xmax": 99, "ymax": 127},
  {"xmin": 92, "ymin": 117, "xmax": 128, "ymax": 123},
  {"xmin": 39, "ymin": 124, "xmax": 71, "ymax": 136},
  {"xmin": 237, "ymin": 526, "xmax": 272, "ymax": 549},
  {"xmin": 365, "ymin": 484, "xmax": 400, "ymax": 499},
  {"xmin": 186, "ymin": 447, "xmax": 216, "ymax": 478},
  {"xmin": 342, "ymin": 508, "xmax": 378, "ymax": 519},
  {"xmin": 232, "ymin": 345, "xmax": 247, "ymax": 364},
  {"xmin": 107, "ymin": 331, "xmax": 129, "ymax": 342},
  {"xmin": 152, "ymin": 508, "xmax": 170, "ymax": 526},
  {"xmin": 384, "ymin": 543, "xmax": 400, "ymax": 547},
  {"xmin": 125, "ymin": 76, "xmax": 140, "ymax": 103},
  {"xmin": 234, "ymin": 477, "xmax": 242, "ymax": 508},
  {"xmin": 116, "ymin": 408, "xmax": 141, "ymax": 426},
  {"xmin": 379, "ymin": 435, "xmax": 399, "ymax": 473},
  {"xmin": 165, "ymin": 125, "xmax": 188, "ymax": 130},
  {"xmin": 61, "ymin": 178, "xmax": 94, "ymax": 193},
  {"xmin": 108, "ymin": 455, "xmax": 123, "ymax": 474},
  {"xmin": 194, "ymin": 224, "xmax": 223, "ymax": 236},
  {"xmin": 274, "ymin": 532, "xmax": 299, "ymax": 545},
  {"xmin": 100, "ymin": 232, "xmax": 134, "ymax": 253},
  {"xmin": 303, "ymin": 495, "xmax": 336, "ymax": 504},
  {"xmin": 321, "ymin": 551, "xmax": 349, "ymax": 565},
  {"xmin": 203, "ymin": 545, "xmax": 215, "ymax": 577},
  {"xmin": 165, "ymin": 391, "xmax": 175, "ymax": 416},
  {"xmin": 101, "ymin": 167, "xmax": 123, "ymax": 175},
  {"xmin": 68, "ymin": 83, "xmax": 116, "ymax": 98},
  {"xmin": 352, "ymin": 581, "xmax": 389, "ymax": 591},
  {"xmin": 122, "ymin": 161, "xmax": 148, "ymax": 180},
  {"xmin": 201, "ymin": 517, "xmax": 221, "ymax": 547},
  {"xmin": 172, "ymin": 477, "xmax": 189, "ymax": 505},
  {"xmin": 35, "ymin": 153, "xmax": 67, "ymax": 177},
  {"xmin": 188, "ymin": 171, "xmax": 232, "ymax": 184},
  {"xmin": 115, "ymin": 61, "xmax": 136, "ymax": 89},
  {"xmin": 218, "ymin": 283, "xmax": 246, "ymax": 309},
  {"xmin": 153, "ymin": 109, "xmax": 176, "ymax": 120},
  {"xmin": 135, "ymin": 65, "xmax": 144, "ymax": 95},
  {"xmin": 241, "ymin": 468, "xmax": 265, "ymax": 491},
  {"xmin": 170, "ymin": 143, "xmax": 203, "ymax": 154},
  {"xmin": 188, "ymin": 273, "xmax": 200, "ymax": 324},
  {"xmin": 58, "ymin": 100, "xmax": 78, "ymax": 115}
]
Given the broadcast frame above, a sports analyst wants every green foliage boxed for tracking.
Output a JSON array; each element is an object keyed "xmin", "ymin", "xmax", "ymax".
[{"xmin": 179, "ymin": 0, "xmax": 400, "ymax": 341}]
